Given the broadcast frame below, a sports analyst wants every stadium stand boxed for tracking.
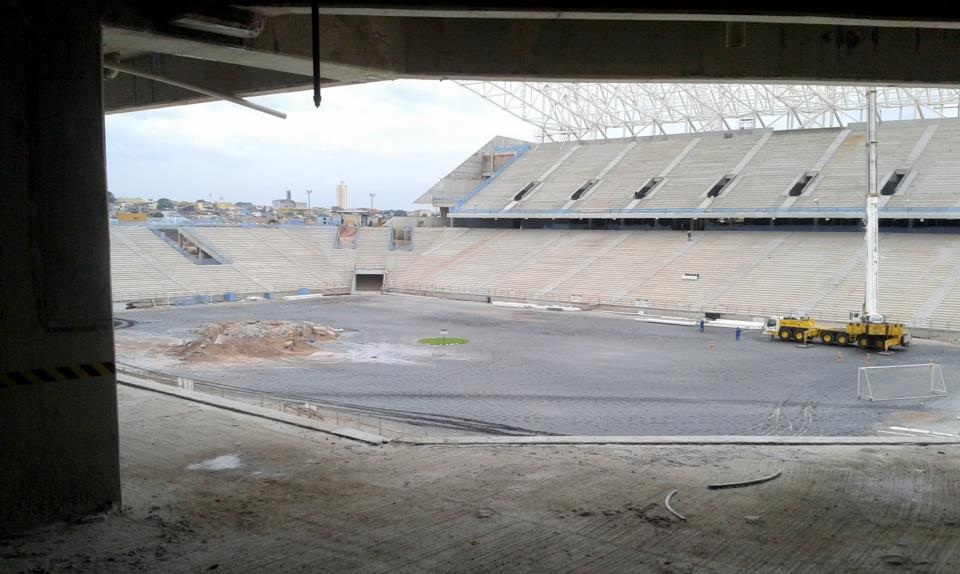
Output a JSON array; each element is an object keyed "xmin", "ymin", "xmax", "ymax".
[
  {"xmin": 575, "ymin": 137, "xmax": 693, "ymax": 212},
  {"xmin": 445, "ymin": 118, "xmax": 960, "ymax": 218},
  {"xmin": 111, "ymin": 226, "xmax": 262, "ymax": 301},
  {"xmin": 109, "ymin": 119, "xmax": 960, "ymax": 334},
  {"xmin": 110, "ymin": 226, "xmax": 352, "ymax": 302},
  {"xmin": 468, "ymin": 143, "xmax": 573, "ymax": 210},
  {"xmin": 516, "ymin": 142, "xmax": 630, "ymax": 211},
  {"xmin": 892, "ymin": 120, "xmax": 960, "ymax": 208},
  {"xmin": 112, "ymin": 224, "xmax": 960, "ymax": 332},
  {"xmin": 383, "ymin": 229, "xmax": 960, "ymax": 330},
  {"xmin": 638, "ymin": 131, "xmax": 764, "ymax": 209},
  {"xmin": 791, "ymin": 123, "xmax": 929, "ymax": 209},
  {"xmin": 710, "ymin": 129, "xmax": 843, "ymax": 209}
]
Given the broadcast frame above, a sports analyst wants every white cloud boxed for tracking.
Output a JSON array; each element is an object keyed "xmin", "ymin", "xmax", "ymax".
[{"xmin": 105, "ymin": 80, "xmax": 538, "ymax": 209}]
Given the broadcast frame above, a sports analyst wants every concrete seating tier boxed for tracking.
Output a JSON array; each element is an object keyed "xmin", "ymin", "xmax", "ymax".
[
  {"xmin": 112, "ymin": 226, "xmax": 960, "ymax": 330},
  {"xmin": 457, "ymin": 119, "xmax": 960, "ymax": 214}
]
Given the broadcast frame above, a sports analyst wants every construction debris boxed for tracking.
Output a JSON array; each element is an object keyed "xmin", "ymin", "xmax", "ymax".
[
  {"xmin": 664, "ymin": 489, "xmax": 687, "ymax": 521},
  {"xmin": 170, "ymin": 321, "xmax": 340, "ymax": 362},
  {"xmin": 707, "ymin": 469, "xmax": 783, "ymax": 490}
]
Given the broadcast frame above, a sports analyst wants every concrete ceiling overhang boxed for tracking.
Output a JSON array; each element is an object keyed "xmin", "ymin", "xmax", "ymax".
[
  {"xmin": 245, "ymin": 3, "xmax": 960, "ymax": 29},
  {"xmin": 101, "ymin": 2, "xmax": 960, "ymax": 113}
]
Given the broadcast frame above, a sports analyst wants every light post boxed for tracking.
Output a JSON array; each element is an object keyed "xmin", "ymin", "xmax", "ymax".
[
  {"xmin": 306, "ymin": 189, "xmax": 312, "ymax": 211},
  {"xmin": 906, "ymin": 198, "xmax": 910, "ymax": 213},
  {"xmin": 369, "ymin": 193, "xmax": 375, "ymax": 212},
  {"xmin": 814, "ymin": 198, "xmax": 819, "ymax": 212}
]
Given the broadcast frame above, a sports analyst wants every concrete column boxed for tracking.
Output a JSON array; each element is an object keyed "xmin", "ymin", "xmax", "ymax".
[{"xmin": 1, "ymin": 0, "xmax": 121, "ymax": 532}]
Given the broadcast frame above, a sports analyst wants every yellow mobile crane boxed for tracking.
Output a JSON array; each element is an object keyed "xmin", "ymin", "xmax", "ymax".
[
  {"xmin": 764, "ymin": 315, "xmax": 909, "ymax": 351},
  {"xmin": 766, "ymin": 88, "xmax": 911, "ymax": 352}
]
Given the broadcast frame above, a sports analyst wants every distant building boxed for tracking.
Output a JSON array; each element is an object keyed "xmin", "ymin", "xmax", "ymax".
[
  {"xmin": 116, "ymin": 212, "xmax": 147, "ymax": 222},
  {"xmin": 272, "ymin": 190, "xmax": 296, "ymax": 209},
  {"xmin": 316, "ymin": 215, "xmax": 341, "ymax": 226},
  {"xmin": 335, "ymin": 182, "xmax": 348, "ymax": 210},
  {"xmin": 338, "ymin": 210, "xmax": 383, "ymax": 227},
  {"xmin": 115, "ymin": 197, "xmax": 150, "ymax": 212}
]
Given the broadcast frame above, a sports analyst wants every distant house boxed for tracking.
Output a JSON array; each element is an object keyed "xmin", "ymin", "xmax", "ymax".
[
  {"xmin": 116, "ymin": 197, "xmax": 149, "ymax": 212},
  {"xmin": 338, "ymin": 210, "xmax": 380, "ymax": 227},
  {"xmin": 315, "ymin": 215, "xmax": 342, "ymax": 226},
  {"xmin": 272, "ymin": 190, "xmax": 297, "ymax": 209},
  {"xmin": 116, "ymin": 212, "xmax": 147, "ymax": 222}
]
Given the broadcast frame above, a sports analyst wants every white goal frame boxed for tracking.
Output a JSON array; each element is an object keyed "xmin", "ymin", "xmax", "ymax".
[{"xmin": 857, "ymin": 363, "xmax": 947, "ymax": 401}]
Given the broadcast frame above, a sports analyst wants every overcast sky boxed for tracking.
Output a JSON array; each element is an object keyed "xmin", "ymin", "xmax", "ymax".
[{"xmin": 105, "ymin": 80, "xmax": 539, "ymax": 210}]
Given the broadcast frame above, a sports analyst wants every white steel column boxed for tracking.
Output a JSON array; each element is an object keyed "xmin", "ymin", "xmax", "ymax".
[{"xmin": 864, "ymin": 88, "xmax": 880, "ymax": 320}]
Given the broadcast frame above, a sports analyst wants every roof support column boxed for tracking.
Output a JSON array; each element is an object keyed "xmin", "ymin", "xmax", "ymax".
[{"xmin": 1, "ymin": 0, "xmax": 121, "ymax": 532}]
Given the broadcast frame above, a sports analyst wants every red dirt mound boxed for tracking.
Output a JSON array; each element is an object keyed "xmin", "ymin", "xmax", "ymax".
[{"xmin": 169, "ymin": 320, "xmax": 339, "ymax": 362}]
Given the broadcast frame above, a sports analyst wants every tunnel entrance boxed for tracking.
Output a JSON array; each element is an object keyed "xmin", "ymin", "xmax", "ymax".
[{"xmin": 355, "ymin": 273, "xmax": 385, "ymax": 292}]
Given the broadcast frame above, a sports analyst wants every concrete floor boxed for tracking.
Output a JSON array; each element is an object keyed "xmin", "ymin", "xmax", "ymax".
[
  {"xmin": 4, "ymin": 386, "xmax": 960, "ymax": 573},
  {"xmin": 115, "ymin": 295, "xmax": 960, "ymax": 436}
]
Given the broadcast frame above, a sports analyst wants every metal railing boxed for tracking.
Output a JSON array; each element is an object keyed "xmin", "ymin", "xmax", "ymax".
[
  {"xmin": 116, "ymin": 363, "xmax": 432, "ymax": 441},
  {"xmin": 112, "ymin": 284, "xmax": 351, "ymax": 307},
  {"xmin": 451, "ymin": 205, "xmax": 960, "ymax": 217},
  {"xmin": 112, "ymin": 219, "xmax": 342, "ymax": 228}
]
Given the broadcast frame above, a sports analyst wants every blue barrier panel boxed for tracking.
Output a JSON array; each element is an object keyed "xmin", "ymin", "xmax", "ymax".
[
  {"xmin": 297, "ymin": 288, "xmax": 310, "ymax": 295},
  {"xmin": 224, "ymin": 292, "xmax": 237, "ymax": 302},
  {"xmin": 264, "ymin": 292, "xmax": 273, "ymax": 300}
]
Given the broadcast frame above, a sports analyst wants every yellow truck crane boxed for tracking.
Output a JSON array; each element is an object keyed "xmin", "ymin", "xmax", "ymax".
[
  {"xmin": 765, "ymin": 315, "xmax": 910, "ymax": 351},
  {"xmin": 766, "ymin": 88, "xmax": 910, "ymax": 353}
]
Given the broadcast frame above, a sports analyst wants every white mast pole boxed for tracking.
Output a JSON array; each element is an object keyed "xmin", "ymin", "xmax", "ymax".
[{"xmin": 864, "ymin": 87, "xmax": 880, "ymax": 321}]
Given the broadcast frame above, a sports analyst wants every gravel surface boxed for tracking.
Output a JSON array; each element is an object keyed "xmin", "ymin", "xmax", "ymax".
[{"xmin": 115, "ymin": 294, "xmax": 960, "ymax": 436}]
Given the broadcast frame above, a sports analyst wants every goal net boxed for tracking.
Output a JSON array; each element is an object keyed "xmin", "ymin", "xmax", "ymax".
[{"xmin": 857, "ymin": 363, "xmax": 947, "ymax": 401}]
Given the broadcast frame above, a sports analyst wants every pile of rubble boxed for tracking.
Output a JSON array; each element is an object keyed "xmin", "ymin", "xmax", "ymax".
[{"xmin": 170, "ymin": 320, "xmax": 339, "ymax": 362}]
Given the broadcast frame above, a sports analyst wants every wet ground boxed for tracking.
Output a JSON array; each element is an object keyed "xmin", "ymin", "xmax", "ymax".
[{"xmin": 115, "ymin": 294, "xmax": 960, "ymax": 436}]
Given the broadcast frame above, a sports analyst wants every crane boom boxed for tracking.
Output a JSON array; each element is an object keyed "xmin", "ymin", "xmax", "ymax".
[
  {"xmin": 864, "ymin": 88, "xmax": 881, "ymax": 321},
  {"xmin": 764, "ymin": 87, "xmax": 910, "ymax": 352}
]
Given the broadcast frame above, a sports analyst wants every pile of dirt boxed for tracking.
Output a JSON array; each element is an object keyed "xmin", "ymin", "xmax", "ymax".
[{"xmin": 170, "ymin": 320, "xmax": 339, "ymax": 362}]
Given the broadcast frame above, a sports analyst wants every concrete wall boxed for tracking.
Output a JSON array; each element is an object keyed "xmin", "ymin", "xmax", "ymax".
[{"xmin": 1, "ymin": 1, "xmax": 120, "ymax": 532}]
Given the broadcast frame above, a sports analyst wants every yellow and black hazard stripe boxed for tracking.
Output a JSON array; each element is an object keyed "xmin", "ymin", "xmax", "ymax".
[{"xmin": 0, "ymin": 362, "xmax": 115, "ymax": 389}]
